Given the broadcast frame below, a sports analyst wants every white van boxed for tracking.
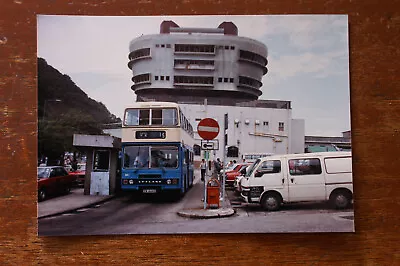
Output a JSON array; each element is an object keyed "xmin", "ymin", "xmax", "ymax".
[{"xmin": 240, "ymin": 152, "xmax": 353, "ymax": 211}]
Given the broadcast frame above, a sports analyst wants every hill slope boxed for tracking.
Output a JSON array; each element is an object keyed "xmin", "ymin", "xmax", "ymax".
[
  {"xmin": 37, "ymin": 57, "xmax": 121, "ymax": 163},
  {"xmin": 38, "ymin": 57, "xmax": 121, "ymax": 124}
]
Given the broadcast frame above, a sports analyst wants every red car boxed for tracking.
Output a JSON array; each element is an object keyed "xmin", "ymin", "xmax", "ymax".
[
  {"xmin": 37, "ymin": 166, "xmax": 77, "ymax": 201},
  {"xmin": 224, "ymin": 164, "xmax": 250, "ymax": 186},
  {"xmin": 69, "ymin": 163, "xmax": 86, "ymax": 187}
]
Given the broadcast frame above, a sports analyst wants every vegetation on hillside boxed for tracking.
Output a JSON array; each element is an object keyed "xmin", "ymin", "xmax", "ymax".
[{"xmin": 38, "ymin": 57, "xmax": 121, "ymax": 164}]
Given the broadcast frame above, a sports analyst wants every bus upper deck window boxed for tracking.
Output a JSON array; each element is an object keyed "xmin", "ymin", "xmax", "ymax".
[
  {"xmin": 125, "ymin": 109, "xmax": 139, "ymax": 125},
  {"xmin": 139, "ymin": 109, "xmax": 150, "ymax": 125},
  {"xmin": 152, "ymin": 109, "xmax": 162, "ymax": 125},
  {"xmin": 162, "ymin": 109, "xmax": 177, "ymax": 125}
]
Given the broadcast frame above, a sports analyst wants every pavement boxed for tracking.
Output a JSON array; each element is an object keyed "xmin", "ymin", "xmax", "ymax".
[
  {"xmin": 38, "ymin": 171, "xmax": 235, "ymax": 220},
  {"xmin": 38, "ymin": 188, "xmax": 115, "ymax": 219},
  {"xmin": 176, "ymin": 172, "xmax": 235, "ymax": 219}
]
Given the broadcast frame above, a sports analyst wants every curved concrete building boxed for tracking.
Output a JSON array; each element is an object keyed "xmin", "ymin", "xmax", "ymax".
[{"xmin": 128, "ymin": 21, "xmax": 268, "ymax": 104}]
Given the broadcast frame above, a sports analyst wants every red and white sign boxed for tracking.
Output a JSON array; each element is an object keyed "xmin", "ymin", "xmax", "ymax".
[{"xmin": 197, "ymin": 118, "xmax": 220, "ymax": 140}]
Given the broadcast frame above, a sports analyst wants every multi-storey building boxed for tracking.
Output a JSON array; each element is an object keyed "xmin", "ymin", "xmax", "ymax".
[
  {"xmin": 128, "ymin": 21, "xmax": 268, "ymax": 105},
  {"xmin": 127, "ymin": 21, "xmax": 305, "ymax": 160}
]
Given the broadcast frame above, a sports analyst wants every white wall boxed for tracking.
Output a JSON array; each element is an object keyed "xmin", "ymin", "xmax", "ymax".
[
  {"xmin": 290, "ymin": 119, "xmax": 305, "ymax": 154},
  {"xmin": 179, "ymin": 103, "xmax": 305, "ymax": 161}
]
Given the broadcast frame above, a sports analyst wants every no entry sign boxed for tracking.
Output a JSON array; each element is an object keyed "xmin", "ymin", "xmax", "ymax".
[{"xmin": 197, "ymin": 118, "xmax": 220, "ymax": 140}]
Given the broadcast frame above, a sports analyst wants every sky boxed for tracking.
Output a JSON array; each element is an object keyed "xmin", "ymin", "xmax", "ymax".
[{"xmin": 37, "ymin": 15, "xmax": 350, "ymax": 137}]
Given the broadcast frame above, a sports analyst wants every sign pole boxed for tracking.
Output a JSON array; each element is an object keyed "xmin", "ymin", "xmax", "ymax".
[
  {"xmin": 197, "ymin": 117, "xmax": 220, "ymax": 210},
  {"xmin": 203, "ymin": 151, "xmax": 208, "ymax": 209},
  {"xmin": 221, "ymin": 113, "xmax": 228, "ymax": 208}
]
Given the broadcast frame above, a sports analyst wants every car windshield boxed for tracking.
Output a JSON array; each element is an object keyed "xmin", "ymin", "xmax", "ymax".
[
  {"xmin": 37, "ymin": 167, "xmax": 50, "ymax": 178},
  {"xmin": 245, "ymin": 160, "xmax": 260, "ymax": 177},
  {"xmin": 226, "ymin": 164, "xmax": 238, "ymax": 171}
]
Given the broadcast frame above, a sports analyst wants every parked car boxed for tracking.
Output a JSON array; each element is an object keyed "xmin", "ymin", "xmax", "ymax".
[
  {"xmin": 241, "ymin": 152, "xmax": 353, "ymax": 211},
  {"xmin": 69, "ymin": 163, "xmax": 86, "ymax": 187},
  {"xmin": 37, "ymin": 166, "xmax": 77, "ymax": 202},
  {"xmin": 219, "ymin": 163, "xmax": 239, "ymax": 175},
  {"xmin": 224, "ymin": 164, "xmax": 250, "ymax": 186}
]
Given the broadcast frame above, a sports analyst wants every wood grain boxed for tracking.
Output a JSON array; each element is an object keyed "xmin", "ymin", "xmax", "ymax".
[{"xmin": 1, "ymin": 0, "xmax": 399, "ymax": 264}]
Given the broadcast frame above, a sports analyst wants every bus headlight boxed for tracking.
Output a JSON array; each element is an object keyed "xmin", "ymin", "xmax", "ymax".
[
  {"xmin": 172, "ymin": 179, "xmax": 178, "ymax": 185},
  {"xmin": 123, "ymin": 179, "xmax": 128, "ymax": 185},
  {"xmin": 166, "ymin": 179, "xmax": 172, "ymax": 185},
  {"xmin": 129, "ymin": 180, "xmax": 134, "ymax": 185}
]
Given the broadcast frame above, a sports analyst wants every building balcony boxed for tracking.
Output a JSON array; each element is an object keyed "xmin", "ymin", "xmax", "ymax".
[
  {"xmin": 128, "ymin": 55, "xmax": 152, "ymax": 69},
  {"xmin": 238, "ymin": 58, "xmax": 268, "ymax": 74}
]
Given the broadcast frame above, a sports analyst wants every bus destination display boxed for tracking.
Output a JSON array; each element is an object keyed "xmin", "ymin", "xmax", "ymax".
[{"xmin": 136, "ymin": 131, "xmax": 166, "ymax": 139}]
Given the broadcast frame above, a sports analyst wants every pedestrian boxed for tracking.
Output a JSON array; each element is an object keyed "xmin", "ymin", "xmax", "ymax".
[
  {"xmin": 71, "ymin": 159, "xmax": 78, "ymax": 172},
  {"xmin": 200, "ymin": 159, "xmax": 206, "ymax": 182},
  {"xmin": 214, "ymin": 158, "xmax": 222, "ymax": 176}
]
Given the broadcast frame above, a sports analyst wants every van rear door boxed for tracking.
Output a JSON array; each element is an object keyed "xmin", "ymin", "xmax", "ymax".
[{"xmin": 287, "ymin": 157, "xmax": 325, "ymax": 202}]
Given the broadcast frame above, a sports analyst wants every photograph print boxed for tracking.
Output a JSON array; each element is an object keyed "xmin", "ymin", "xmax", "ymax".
[{"xmin": 37, "ymin": 15, "xmax": 354, "ymax": 236}]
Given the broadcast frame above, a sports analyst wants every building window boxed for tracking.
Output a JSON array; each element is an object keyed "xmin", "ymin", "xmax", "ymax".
[
  {"xmin": 230, "ymin": 46, "xmax": 235, "ymax": 50},
  {"xmin": 93, "ymin": 150, "xmax": 110, "ymax": 172},
  {"xmin": 224, "ymin": 78, "xmax": 228, "ymax": 82},
  {"xmin": 155, "ymin": 44, "xmax": 159, "ymax": 48},
  {"xmin": 166, "ymin": 44, "xmax": 171, "ymax": 48},
  {"xmin": 174, "ymin": 76, "xmax": 214, "ymax": 85},
  {"xmin": 227, "ymin": 146, "xmax": 239, "ymax": 158},
  {"xmin": 174, "ymin": 59, "xmax": 215, "ymax": 70},
  {"xmin": 263, "ymin": 121, "xmax": 269, "ymax": 126},
  {"xmin": 289, "ymin": 158, "xmax": 322, "ymax": 176},
  {"xmin": 166, "ymin": 76, "xmax": 170, "ymax": 81},
  {"xmin": 175, "ymin": 44, "xmax": 215, "ymax": 54},
  {"xmin": 155, "ymin": 76, "xmax": 159, "ymax": 81},
  {"xmin": 225, "ymin": 46, "xmax": 229, "ymax": 50},
  {"xmin": 279, "ymin": 122, "xmax": 284, "ymax": 131},
  {"xmin": 161, "ymin": 76, "xmax": 164, "ymax": 81},
  {"xmin": 230, "ymin": 78, "xmax": 234, "ymax": 83},
  {"xmin": 193, "ymin": 145, "xmax": 201, "ymax": 156},
  {"xmin": 218, "ymin": 77, "xmax": 223, "ymax": 82},
  {"xmin": 161, "ymin": 44, "xmax": 165, "ymax": 48}
]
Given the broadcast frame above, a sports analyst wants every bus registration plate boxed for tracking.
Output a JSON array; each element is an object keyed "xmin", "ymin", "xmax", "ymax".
[{"xmin": 143, "ymin": 189, "xmax": 157, "ymax": 194}]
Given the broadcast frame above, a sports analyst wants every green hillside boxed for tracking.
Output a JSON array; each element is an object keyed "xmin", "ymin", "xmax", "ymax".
[{"xmin": 38, "ymin": 57, "xmax": 121, "ymax": 164}]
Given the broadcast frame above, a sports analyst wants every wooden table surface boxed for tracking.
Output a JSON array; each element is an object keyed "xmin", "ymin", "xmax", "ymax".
[{"xmin": 1, "ymin": 1, "xmax": 399, "ymax": 264}]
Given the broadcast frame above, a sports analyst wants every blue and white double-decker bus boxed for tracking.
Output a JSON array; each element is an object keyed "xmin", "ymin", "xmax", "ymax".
[{"xmin": 121, "ymin": 102, "xmax": 195, "ymax": 197}]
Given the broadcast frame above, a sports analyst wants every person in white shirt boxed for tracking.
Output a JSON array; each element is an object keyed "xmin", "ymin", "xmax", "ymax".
[{"xmin": 200, "ymin": 159, "xmax": 207, "ymax": 182}]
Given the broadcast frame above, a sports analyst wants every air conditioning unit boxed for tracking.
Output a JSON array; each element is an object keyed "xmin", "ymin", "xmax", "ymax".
[
  {"xmin": 255, "ymin": 120, "xmax": 260, "ymax": 125},
  {"xmin": 245, "ymin": 119, "xmax": 250, "ymax": 125}
]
